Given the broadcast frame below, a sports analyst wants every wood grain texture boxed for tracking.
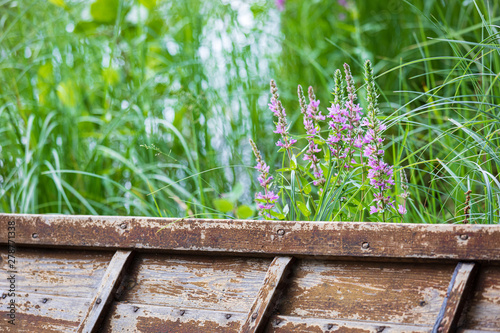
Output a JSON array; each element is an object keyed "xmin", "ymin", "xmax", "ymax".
[
  {"xmin": 461, "ymin": 265, "xmax": 500, "ymax": 331},
  {"xmin": 240, "ymin": 256, "xmax": 294, "ymax": 333},
  {"xmin": 100, "ymin": 302, "xmax": 246, "ymax": 332},
  {"xmin": 264, "ymin": 315, "xmax": 433, "ymax": 333},
  {"xmin": 78, "ymin": 250, "xmax": 133, "ymax": 333},
  {"xmin": 119, "ymin": 253, "xmax": 272, "ymax": 313},
  {"xmin": 457, "ymin": 328, "xmax": 500, "ymax": 333},
  {"xmin": 277, "ymin": 260, "xmax": 455, "ymax": 325},
  {"xmin": 0, "ymin": 247, "xmax": 112, "ymax": 297},
  {"xmin": 2, "ymin": 214, "xmax": 500, "ymax": 261},
  {"xmin": 0, "ymin": 292, "xmax": 91, "ymax": 332},
  {"xmin": 433, "ymin": 262, "xmax": 477, "ymax": 333}
]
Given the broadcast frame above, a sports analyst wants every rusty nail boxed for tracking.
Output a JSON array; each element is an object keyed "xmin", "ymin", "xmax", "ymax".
[
  {"xmin": 225, "ymin": 314, "xmax": 231, "ymax": 319},
  {"xmin": 133, "ymin": 306, "xmax": 139, "ymax": 312},
  {"xmin": 419, "ymin": 300, "xmax": 426, "ymax": 306},
  {"xmin": 460, "ymin": 234, "xmax": 469, "ymax": 240},
  {"xmin": 42, "ymin": 298, "xmax": 48, "ymax": 303},
  {"xmin": 251, "ymin": 313, "xmax": 258, "ymax": 320},
  {"xmin": 327, "ymin": 323, "xmax": 334, "ymax": 329},
  {"xmin": 96, "ymin": 298, "xmax": 102, "ymax": 304},
  {"xmin": 180, "ymin": 310, "xmax": 185, "ymax": 316},
  {"xmin": 376, "ymin": 326, "xmax": 386, "ymax": 333},
  {"xmin": 32, "ymin": 233, "xmax": 38, "ymax": 239},
  {"xmin": 120, "ymin": 223, "xmax": 127, "ymax": 229},
  {"xmin": 361, "ymin": 242, "xmax": 370, "ymax": 249},
  {"xmin": 277, "ymin": 229, "xmax": 285, "ymax": 236}
]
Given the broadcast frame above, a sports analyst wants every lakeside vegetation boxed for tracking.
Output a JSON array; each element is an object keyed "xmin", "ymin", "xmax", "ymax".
[{"xmin": 1, "ymin": 0, "xmax": 499, "ymax": 224}]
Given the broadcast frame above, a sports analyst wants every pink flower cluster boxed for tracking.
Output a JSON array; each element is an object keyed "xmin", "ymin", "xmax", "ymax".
[
  {"xmin": 270, "ymin": 80, "xmax": 297, "ymax": 150},
  {"xmin": 249, "ymin": 60, "xmax": 409, "ymax": 221},
  {"xmin": 326, "ymin": 64, "xmax": 364, "ymax": 168},
  {"xmin": 250, "ymin": 139, "xmax": 279, "ymax": 218},
  {"xmin": 301, "ymin": 87, "xmax": 326, "ymax": 186}
]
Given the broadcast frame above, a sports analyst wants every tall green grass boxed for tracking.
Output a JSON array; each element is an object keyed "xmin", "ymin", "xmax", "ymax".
[
  {"xmin": 0, "ymin": 0, "xmax": 277, "ymax": 217},
  {"xmin": 0, "ymin": 0, "xmax": 498, "ymax": 223}
]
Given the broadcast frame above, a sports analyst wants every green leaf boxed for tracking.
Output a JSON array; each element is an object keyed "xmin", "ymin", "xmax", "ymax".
[
  {"xmin": 290, "ymin": 158, "xmax": 297, "ymax": 170},
  {"xmin": 74, "ymin": 21, "xmax": 100, "ymax": 34},
  {"xmin": 213, "ymin": 199, "xmax": 234, "ymax": 213},
  {"xmin": 90, "ymin": 0, "xmax": 119, "ymax": 24},
  {"xmin": 270, "ymin": 211, "xmax": 286, "ymax": 220},
  {"xmin": 297, "ymin": 201, "xmax": 311, "ymax": 217},
  {"xmin": 139, "ymin": 0, "xmax": 156, "ymax": 9},
  {"xmin": 236, "ymin": 205, "xmax": 254, "ymax": 219},
  {"xmin": 303, "ymin": 184, "xmax": 312, "ymax": 195}
]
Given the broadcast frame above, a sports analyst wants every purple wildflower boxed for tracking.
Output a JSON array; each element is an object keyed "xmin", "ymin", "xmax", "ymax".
[
  {"xmin": 326, "ymin": 65, "xmax": 363, "ymax": 169},
  {"xmin": 299, "ymin": 85, "xmax": 326, "ymax": 186},
  {"xmin": 270, "ymin": 80, "xmax": 297, "ymax": 150},
  {"xmin": 367, "ymin": 159, "xmax": 395, "ymax": 191},
  {"xmin": 250, "ymin": 139, "xmax": 279, "ymax": 219},
  {"xmin": 362, "ymin": 60, "xmax": 396, "ymax": 217}
]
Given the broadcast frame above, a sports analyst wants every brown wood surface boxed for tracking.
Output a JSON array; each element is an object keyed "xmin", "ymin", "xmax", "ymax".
[
  {"xmin": 433, "ymin": 262, "xmax": 477, "ymax": 333},
  {"xmin": 457, "ymin": 328, "xmax": 500, "ymax": 333},
  {"xmin": 1, "ymin": 214, "xmax": 500, "ymax": 261},
  {"xmin": 118, "ymin": 253, "xmax": 272, "ymax": 312},
  {"xmin": 277, "ymin": 259, "xmax": 455, "ymax": 326},
  {"xmin": 78, "ymin": 250, "xmax": 133, "ymax": 333},
  {"xmin": 100, "ymin": 302, "xmax": 246, "ymax": 332},
  {"xmin": 0, "ymin": 247, "xmax": 112, "ymax": 298},
  {"xmin": 264, "ymin": 315, "xmax": 433, "ymax": 332},
  {"xmin": 461, "ymin": 265, "xmax": 500, "ymax": 331},
  {"xmin": 240, "ymin": 256, "xmax": 294, "ymax": 333},
  {"xmin": 0, "ymin": 292, "xmax": 91, "ymax": 332}
]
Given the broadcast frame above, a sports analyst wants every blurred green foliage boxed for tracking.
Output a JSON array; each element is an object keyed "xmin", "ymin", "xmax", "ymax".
[{"xmin": 0, "ymin": 0, "xmax": 498, "ymax": 223}]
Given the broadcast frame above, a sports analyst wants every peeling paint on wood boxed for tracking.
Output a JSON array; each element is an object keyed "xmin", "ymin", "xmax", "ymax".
[
  {"xmin": 461, "ymin": 266, "xmax": 500, "ymax": 331},
  {"xmin": 77, "ymin": 250, "xmax": 133, "ymax": 333},
  {"xmin": 0, "ymin": 247, "xmax": 112, "ymax": 298},
  {"xmin": 277, "ymin": 260, "xmax": 455, "ymax": 325},
  {"xmin": 240, "ymin": 256, "xmax": 294, "ymax": 333},
  {"xmin": 0, "ymin": 293, "xmax": 91, "ymax": 332},
  {"xmin": 433, "ymin": 262, "xmax": 477, "ymax": 333},
  {"xmin": 100, "ymin": 303, "xmax": 246, "ymax": 332},
  {"xmin": 119, "ymin": 254, "xmax": 271, "ymax": 312},
  {"xmin": 264, "ymin": 315, "xmax": 433, "ymax": 332},
  {"xmin": 1, "ymin": 214, "xmax": 500, "ymax": 261},
  {"xmin": 1, "ymin": 214, "xmax": 500, "ymax": 332}
]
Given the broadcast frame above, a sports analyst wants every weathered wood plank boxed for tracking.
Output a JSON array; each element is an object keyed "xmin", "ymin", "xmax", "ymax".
[
  {"xmin": 277, "ymin": 260, "xmax": 455, "ymax": 326},
  {"xmin": 461, "ymin": 266, "xmax": 500, "ymax": 331},
  {"xmin": 240, "ymin": 256, "xmax": 294, "ymax": 333},
  {"xmin": 77, "ymin": 250, "xmax": 133, "ymax": 333},
  {"xmin": 433, "ymin": 262, "xmax": 477, "ymax": 333},
  {"xmin": 0, "ymin": 292, "xmax": 91, "ymax": 332},
  {"xmin": 0, "ymin": 247, "xmax": 112, "ymax": 298},
  {"xmin": 119, "ymin": 254, "xmax": 271, "ymax": 312},
  {"xmin": 2, "ymin": 214, "xmax": 499, "ymax": 261},
  {"xmin": 100, "ymin": 302, "xmax": 246, "ymax": 332},
  {"xmin": 264, "ymin": 315, "xmax": 433, "ymax": 332}
]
